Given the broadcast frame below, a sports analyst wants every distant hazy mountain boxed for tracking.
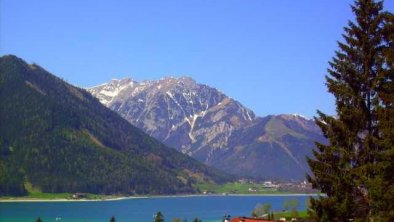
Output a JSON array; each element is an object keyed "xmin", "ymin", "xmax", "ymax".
[
  {"xmin": 0, "ymin": 55, "xmax": 229, "ymax": 196},
  {"xmin": 88, "ymin": 77, "xmax": 325, "ymax": 181}
]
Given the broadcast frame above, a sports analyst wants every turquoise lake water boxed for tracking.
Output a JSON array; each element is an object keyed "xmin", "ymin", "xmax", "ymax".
[{"xmin": 0, "ymin": 195, "xmax": 314, "ymax": 222}]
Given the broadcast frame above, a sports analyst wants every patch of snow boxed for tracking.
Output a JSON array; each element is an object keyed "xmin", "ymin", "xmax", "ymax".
[
  {"xmin": 292, "ymin": 113, "xmax": 310, "ymax": 120},
  {"xmin": 103, "ymin": 81, "xmax": 134, "ymax": 104},
  {"xmin": 166, "ymin": 90, "xmax": 189, "ymax": 120},
  {"xmin": 246, "ymin": 111, "xmax": 253, "ymax": 121},
  {"xmin": 166, "ymin": 91, "xmax": 173, "ymax": 99},
  {"xmin": 184, "ymin": 116, "xmax": 192, "ymax": 126},
  {"xmin": 185, "ymin": 114, "xmax": 199, "ymax": 143},
  {"xmin": 184, "ymin": 107, "xmax": 209, "ymax": 143},
  {"xmin": 100, "ymin": 89, "xmax": 118, "ymax": 97},
  {"xmin": 132, "ymin": 85, "xmax": 148, "ymax": 96}
]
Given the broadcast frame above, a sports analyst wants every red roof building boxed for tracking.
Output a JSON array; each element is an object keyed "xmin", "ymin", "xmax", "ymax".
[{"xmin": 230, "ymin": 217, "xmax": 275, "ymax": 222}]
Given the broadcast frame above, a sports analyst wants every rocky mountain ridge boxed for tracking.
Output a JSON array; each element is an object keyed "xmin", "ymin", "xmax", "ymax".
[
  {"xmin": 88, "ymin": 77, "xmax": 324, "ymax": 180},
  {"xmin": 89, "ymin": 77, "xmax": 255, "ymax": 160}
]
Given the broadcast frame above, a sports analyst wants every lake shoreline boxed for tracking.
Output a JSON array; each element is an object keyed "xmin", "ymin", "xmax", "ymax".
[
  {"xmin": 0, "ymin": 193, "xmax": 319, "ymax": 203},
  {"xmin": 1, "ymin": 195, "xmax": 314, "ymax": 221}
]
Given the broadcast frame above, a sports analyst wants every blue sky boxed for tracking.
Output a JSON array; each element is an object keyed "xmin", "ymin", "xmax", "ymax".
[{"xmin": 1, "ymin": 0, "xmax": 393, "ymax": 118}]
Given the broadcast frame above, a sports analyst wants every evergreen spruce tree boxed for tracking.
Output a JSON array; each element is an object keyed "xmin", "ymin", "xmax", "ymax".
[
  {"xmin": 307, "ymin": 0, "xmax": 393, "ymax": 221},
  {"xmin": 372, "ymin": 9, "xmax": 394, "ymax": 220},
  {"xmin": 36, "ymin": 217, "xmax": 43, "ymax": 222},
  {"xmin": 110, "ymin": 216, "xmax": 116, "ymax": 222}
]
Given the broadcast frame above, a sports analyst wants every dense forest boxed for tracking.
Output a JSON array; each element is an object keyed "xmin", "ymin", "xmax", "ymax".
[{"xmin": 0, "ymin": 55, "xmax": 230, "ymax": 196}]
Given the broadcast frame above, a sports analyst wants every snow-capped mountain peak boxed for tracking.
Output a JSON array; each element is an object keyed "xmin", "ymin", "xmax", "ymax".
[
  {"xmin": 88, "ymin": 78, "xmax": 136, "ymax": 105},
  {"xmin": 87, "ymin": 76, "xmax": 324, "ymax": 180},
  {"xmin": 88, "ymin": 76, "xmax": 256, "ymax": 158}
]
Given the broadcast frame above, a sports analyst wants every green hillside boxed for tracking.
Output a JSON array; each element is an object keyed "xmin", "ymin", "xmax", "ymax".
[{"xmin": 0, "ymin": 55, "xmax": 230, "ymax": 196}]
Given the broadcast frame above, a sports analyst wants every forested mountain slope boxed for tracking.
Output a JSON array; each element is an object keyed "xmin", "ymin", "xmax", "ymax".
[{"xmin": 0, "ymin": 55, "xmax": 229, "ymax": 196}]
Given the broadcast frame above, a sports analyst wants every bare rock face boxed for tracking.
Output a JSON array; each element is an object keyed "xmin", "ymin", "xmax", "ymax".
[
  {"xmin": 88, "ymin": 77, "xmax": 324, "ymax": 180},
  {"xmin": 89, "ymin": 77, "xmax": 254, "ymax": 160}
]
